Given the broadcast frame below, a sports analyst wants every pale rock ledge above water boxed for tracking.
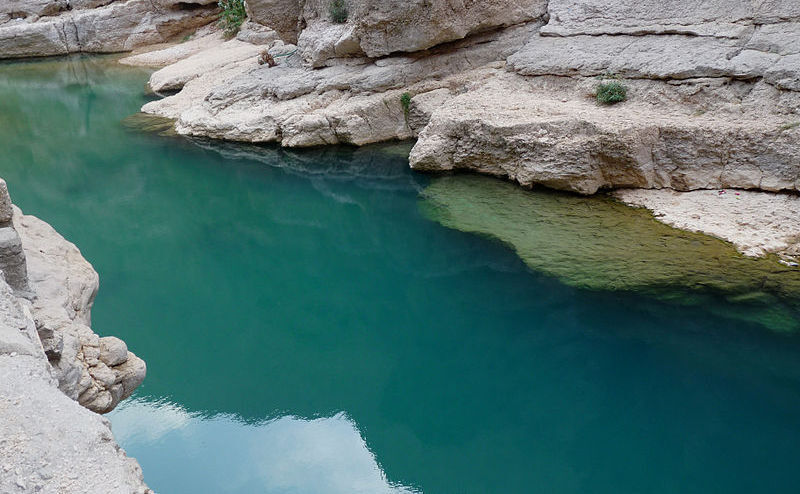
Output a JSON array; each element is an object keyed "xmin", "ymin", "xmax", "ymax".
[
  {"xmin": 116, "ymin": 0, "xmax": 800, "ymax": 260},
  {"xmin": 125, "ymin": 0, "xmax": 800, "ymax": 195}
]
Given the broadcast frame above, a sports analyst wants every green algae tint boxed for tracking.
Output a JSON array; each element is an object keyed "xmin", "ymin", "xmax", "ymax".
[
  {"xmin": 3, "ymin": 55, "xmax": 800, "ymax": 494},
  {"xmin": 421, "ymin": 175, "xmax": 800, "ymax": 332}
]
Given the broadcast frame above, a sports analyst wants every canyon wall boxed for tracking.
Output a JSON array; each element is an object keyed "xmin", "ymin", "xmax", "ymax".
[
  {"xmin": 126, "ymin": 0, "xmax": 800, "ymax": 195},
  {"xmin": 0, "ymin": 0, "xmax": 218, "ymax": 58},
  {"xmin": 0, "ymin": 178, "xmax": 149, "ymax": 492},
  {"xmin": 2, "ymin": 0, "xmax": 797, "ymax": 196}
]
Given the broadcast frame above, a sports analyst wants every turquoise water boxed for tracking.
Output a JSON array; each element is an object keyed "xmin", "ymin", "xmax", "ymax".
[{"xmin": 2, "ymin": 56, "xmax": 800, "ymax": 493}]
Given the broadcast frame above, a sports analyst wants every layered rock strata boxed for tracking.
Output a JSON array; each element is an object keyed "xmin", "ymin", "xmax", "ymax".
[
  {"xmin": 0, "ymin": 0, "xmax": 218, "ymax": 59},
  {"xmin": 128, "ymin": 0, "xmax": 800, "ymax": 197},
  {"xmin": 0, "ymin": 178, "xmax": 148, "ymax": 491}
]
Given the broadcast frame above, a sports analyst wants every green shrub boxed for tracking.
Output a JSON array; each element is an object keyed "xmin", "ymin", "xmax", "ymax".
[
  {"xmin": 400, "ymin": 92, "xmax": 411, "ymax": 115},
  {"xmin": 329, "ymin": 0, "xmax": 348, "ymax": 23},
  {"xmin": 218, "ymin": 0, "xmax": 246, "ymax": 37},
  {"xmin": 596, "ymin": 81, "xmax": 627, "ymax": 105}
]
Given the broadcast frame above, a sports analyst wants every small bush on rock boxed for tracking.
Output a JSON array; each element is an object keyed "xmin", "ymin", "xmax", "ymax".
[
  {"xmin": 596, "ymin": 81, "xmax": 627, "ymax": 105},
  {"xmin": 400, "ymin": 92, "xmax": 411, "ymax": 115},
  {"xmin": 329, "ymin": 0, "xmax": 348, "ymax": 23},
  {"xmin": 218, "ymin": 0, "xmax": 246, "ymax": 37}
]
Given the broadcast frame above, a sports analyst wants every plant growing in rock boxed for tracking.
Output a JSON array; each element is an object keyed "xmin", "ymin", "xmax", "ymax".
[
  {"xmin": 596, "ymin": 80, "xmax": 628, "ymax": 105},
  {"xmin": 400, "ymin": 92, "xmax": 411, "ymax": 115},
  {"xmin": 400, "ymin": 92, "xmax": 412, "ymax": 127},
  {"xmin": 218, "ymin": 0, "xmax": 246, "ymax": 37},
  {"xmin": 329, "ymin": 0, "xmax": 348, "ymax": 23}
]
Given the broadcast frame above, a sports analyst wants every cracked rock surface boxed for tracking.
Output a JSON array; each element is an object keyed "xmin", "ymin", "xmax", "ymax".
[{"xmin": 0, "ymin": 177, "xmax": 149, "ymax": 491}]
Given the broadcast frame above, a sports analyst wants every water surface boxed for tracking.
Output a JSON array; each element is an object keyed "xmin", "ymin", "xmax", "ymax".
[{"xmin": 2, "ymin": 56, "xmax": 800, "ymax": 494}]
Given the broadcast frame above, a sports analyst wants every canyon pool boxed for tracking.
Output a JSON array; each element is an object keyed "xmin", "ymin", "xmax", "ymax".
[{"xmin": 2, "ymin": 56, "xmax": 800, "ymax": 493}]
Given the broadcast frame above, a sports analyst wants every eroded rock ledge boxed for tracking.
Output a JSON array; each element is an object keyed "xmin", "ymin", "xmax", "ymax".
[
  {"xmin": 111, "ymin": 0, "xmax": 799, "ymax": 259},
  {"xmin": 0, "ymin": 0, "xmax": 219, "ymax": 59},
  {"xmin": 123, "ymin": 0, "xmax": 800, "ymax": 196},
  {"xmin": 0, "ymin": 178, "xmax": 149, "ymax": 492}
]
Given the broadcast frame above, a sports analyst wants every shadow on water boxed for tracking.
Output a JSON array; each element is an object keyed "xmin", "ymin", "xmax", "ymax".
[{"xmin": 2, "ymin": 55, "xmax": 800, "ymax": 494}]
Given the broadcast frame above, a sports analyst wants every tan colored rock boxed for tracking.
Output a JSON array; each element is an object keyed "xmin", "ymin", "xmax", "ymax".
[
  {"xmin": 0, "ymin": 0, "xmax": 67, "ymax": 23},
  {"xmin": 293, "ymin": 0, "xmax": 547, "ymax": 66},
  {"xmin": 119, "ymin": 25, "xmax": 225, "ymax": 68},
  {"xmin": 145, "ymin": 25, "xmax": 533, "ymax": 144}
]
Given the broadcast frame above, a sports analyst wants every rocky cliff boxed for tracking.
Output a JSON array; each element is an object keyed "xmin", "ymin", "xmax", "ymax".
[
  {"xmin": 0, "ymin": 178, "xmax": 149, "ymax": 492},
  {"xmin": 3, "ymin": 0, "xmax": 797, "ymax": 197},
  {"xmin": 114, "ymin": 0, "xmax": 798, "ymax": 198},
  {"xmin": 0, "ymin": 0, "xmax": 218, "ymax": 58}
]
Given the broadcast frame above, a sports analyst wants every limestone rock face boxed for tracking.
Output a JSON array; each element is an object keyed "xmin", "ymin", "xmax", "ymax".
[
  {"xmin": 0, "ymin": 355, "xmax": 151, "ymax": 494},
  {"xmin": 410, "ymin": 72, "xmax": 800, "ymax": 195},
  {"xmin": 0, "ymin": 0, "xmax": 218, "ymax": 59},
  {"xmin": 131, "ymin": 0, "xmax": 800, "ymax": 198},
  {"xmin": 542, "ymin": 0, "xmax": 800, "ymax": 37},
  {"xmin": 246, "ymin": 0, "xmax": 301, "ymax": 43},
  {"xmin": 0, "ymin": 177, "xmax": 150, "ymax": 491},
  {"xmin": 0, "ymin": 180, "xmax": 28, "ymax": 293},
  {"xmin": 0, "ymin": 0, "xmax": 67, "ymax": 23},
  {"xmin": 14, "ymin": 207, "xmax": 146, "ymax": 413},
  {"xmin": 508, "ymin": 0, "xmax": 800, "ymax": 90},
  {"xmin": 141, "ymin": 24, "xmax": 535, "ymax": 144},
  {"xmin": 247, "ymin": 0, "xmax": 548, "ymax": 66},
  {"xmin": 343, "ymin": 0, "xmax": 548, "ymax": 57}
]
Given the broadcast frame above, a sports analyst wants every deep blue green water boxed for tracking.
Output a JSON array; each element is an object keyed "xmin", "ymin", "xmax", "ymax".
[{"xmin": 2, "ymin": 56, "xmax": 800, "ymax": 493}]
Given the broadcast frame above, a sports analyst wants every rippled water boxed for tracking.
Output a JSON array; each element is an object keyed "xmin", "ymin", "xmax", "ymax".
[{"xmin": 2, "ymin": 56, "xmax": 800, "ymax": 494}]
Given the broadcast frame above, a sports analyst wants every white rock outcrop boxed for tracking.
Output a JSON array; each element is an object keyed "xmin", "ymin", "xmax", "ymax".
[
  {"xmin": 0, "ymin": 178, "xmax": 149, "ymax": 492},
  {"xmin": 0, "ymin": 0, "xmax": 218, "ymax": 59},
  {"xmin": 409, "ymin": 72, "xmax": 800, "ymax": 194},
  {"xmin": 126, "ymin": 0, "xmax": 800, "ymax": 198},
  {"xmin": 245, "ymin": 0, "xmax": 547, "ymax": 65},
  {"xmin": 16, "ymin": 206, "xmax": 147, "ymax": 414}
]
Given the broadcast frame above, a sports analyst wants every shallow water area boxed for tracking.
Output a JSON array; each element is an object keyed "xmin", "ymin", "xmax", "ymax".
[{"xmin": 2, "ymin": 55, "xmax": 800, "ymax": 494}]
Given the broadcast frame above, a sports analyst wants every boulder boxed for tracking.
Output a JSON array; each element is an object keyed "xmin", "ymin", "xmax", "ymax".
[{"xmin": 245, "ymin": 0, "xmax": 301, "ymax": 43}]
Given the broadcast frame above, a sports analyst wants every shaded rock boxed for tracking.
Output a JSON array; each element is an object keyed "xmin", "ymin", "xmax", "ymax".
[{"xmin": 246, "ymin": 0, "xmax": 301, "ymax": 43}]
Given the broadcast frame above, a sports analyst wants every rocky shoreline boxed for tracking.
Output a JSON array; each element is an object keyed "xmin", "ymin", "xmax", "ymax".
[
  {"xmin": 1, "ymin": 0, "xmax": 799, "ymax": 490},
  {"xmin": 0, "ymin": 179, "xmax": 149, "ymax": 493},
  {"xmin": 115, "ymin": 0, "xmax": 800, "ymax": 258},
  {"xmin": 3, "ymin": 0, "xmax": 798, "ymax": 259}
]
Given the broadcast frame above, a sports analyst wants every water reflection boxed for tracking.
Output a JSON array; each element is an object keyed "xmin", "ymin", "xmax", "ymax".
[{"xmin": 111, "ymin": 398, "xmax": 419, "ymax": 494}]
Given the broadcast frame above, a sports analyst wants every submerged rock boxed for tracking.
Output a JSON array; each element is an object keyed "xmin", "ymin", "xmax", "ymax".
[{"xmin": 420, "ymin": 174, "xmax": 800, "ymax": 332}]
